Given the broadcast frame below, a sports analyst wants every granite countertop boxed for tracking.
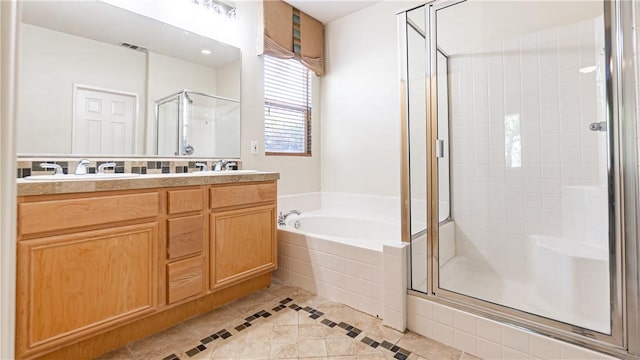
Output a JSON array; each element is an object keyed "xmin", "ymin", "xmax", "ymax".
[{"xmin": 17, "ymin": 172, "xmax": 280, "ymax": 196}]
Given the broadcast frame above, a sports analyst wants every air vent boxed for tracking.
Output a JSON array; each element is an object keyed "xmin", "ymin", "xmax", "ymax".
[{"xmin": 120, "ymin": 42, "xmax": 148, "ymax": 52}]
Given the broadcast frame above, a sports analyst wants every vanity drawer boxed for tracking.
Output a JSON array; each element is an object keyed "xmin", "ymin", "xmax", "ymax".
[
  {"xmin": 167, "ymin": 256, "xmax": 204, "ymax": 304},
  {"xmin": 19, "ymin": 192, "xmax": 159, "ymax": 236},
  {"xmin": 167, "ymin": 215, "xmax": 205, "ymax": 259},
  {"xmin": 210, "ymin": 182, "xmax": 276, "ymax": 209},
  {"xmin": 168, "ymin": 188, "xmax": 204, "ymax": 215}
]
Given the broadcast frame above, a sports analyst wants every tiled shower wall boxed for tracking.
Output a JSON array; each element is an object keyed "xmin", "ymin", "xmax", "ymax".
[
  {"xmin": 448, "ymin": 15, "xmax": 608, "ymax": 277},
  {"xmin": 16, "ymin": 157, "xmax": 240, "ymax": 178}
]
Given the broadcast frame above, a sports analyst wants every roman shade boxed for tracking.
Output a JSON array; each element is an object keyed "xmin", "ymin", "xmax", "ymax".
[{"xmin": 259, "ymin": 0, "xmax": 325, "ymax": 76}]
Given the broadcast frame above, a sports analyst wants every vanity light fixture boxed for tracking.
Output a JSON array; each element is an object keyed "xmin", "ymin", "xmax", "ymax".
[
  {"xmin": 201, "ymin": 49, "xmax": 212, "ymax": 55},
  {"xmin": 579, "ymin": 65, "xmax": 597, "ymax": 74}
]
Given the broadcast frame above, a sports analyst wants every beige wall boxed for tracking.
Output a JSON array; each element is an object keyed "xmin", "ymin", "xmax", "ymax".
[
  {"xmin": 236, "ymin": 0, "xmax": 321, "ymax": 196},
  {"xmin": 320, "ymin": 2, "xmax": 413, "ymax": 197},
  {"xmin": 18, "ymin": 24, "xmax": 147, "ymax": 154},
  {"xmin": 216, "ymin": 59, "xmax": 241, "ymax": 101}
]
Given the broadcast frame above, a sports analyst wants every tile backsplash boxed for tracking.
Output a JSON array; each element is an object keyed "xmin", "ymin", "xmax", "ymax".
[{"xmin": 17, "ymin": 157, "xmax": 240, "ymax": 178}]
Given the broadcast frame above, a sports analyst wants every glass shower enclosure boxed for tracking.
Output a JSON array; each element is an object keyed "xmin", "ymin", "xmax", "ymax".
[
  {"xmin": 399, "ymin": 0, "xmax": 639, "ymax": 356},
  {"xmin": 155, "ymin": 90, "xmax": 240, "ymax": 157}
]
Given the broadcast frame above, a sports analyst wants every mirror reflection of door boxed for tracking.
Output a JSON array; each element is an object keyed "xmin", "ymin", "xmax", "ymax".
[{"xmin": 73, "ymin": 85, "xmax": 137, "ymax": 155}]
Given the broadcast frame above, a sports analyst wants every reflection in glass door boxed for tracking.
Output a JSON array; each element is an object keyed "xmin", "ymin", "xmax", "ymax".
[{"xmin": 401, "ymin": 0, "xmax": 623, "ymax": 346}]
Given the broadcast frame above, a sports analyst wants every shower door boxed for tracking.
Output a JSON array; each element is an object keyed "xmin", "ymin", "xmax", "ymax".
[
  {"xmin": 401, "ymin": 0, "xmax": 625, "ymax": 350},
  {"xmin": 156, "ymin": 95, "xmax": 180, "ymax": 156},
  {"xmin": 155, "ymin": 91, "xmax": 241, "ymax": 157}
]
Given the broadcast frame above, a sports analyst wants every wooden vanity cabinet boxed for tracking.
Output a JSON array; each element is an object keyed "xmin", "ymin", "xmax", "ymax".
[
  {"xmin": 16, "ymin": 179, "xmax": 278, "ymax": 360},
  {"xmin": 17, "ymin": 191, "xmax": 160, "ymax": 359},
  {"xmin": 165, "ymin": 188, "xmax": 206, "ymax": 304},
  {"xmin": 209, "ymin": 182, "xmax": 277, "ymax": 290}
]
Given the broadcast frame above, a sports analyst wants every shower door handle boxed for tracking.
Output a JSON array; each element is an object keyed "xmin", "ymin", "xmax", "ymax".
[{"xmin": 435, "ymin": 139, "xmax": 445, "ymax": 158}]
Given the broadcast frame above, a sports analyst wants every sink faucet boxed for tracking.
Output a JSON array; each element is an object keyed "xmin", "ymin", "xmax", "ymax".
[
  {"xmin": 97, "ymin": 162, "xmax": 116, "ymax": 174},
  {"xmin": 39, "ymin": 163, "xmax": 64, "ymax": 175},
  {"xmin": 195, "ymin": 162, "xmax": 209, "ymax": 172},
  {"xmin": 225, "ymin": 162, "xmax": 237, "ymax": 171},
  {"xmin": 213, "ymin": 160, "xmax": 227, "ymax": 171},
  {"xmin": 278, "ymin": 210, "xmax": 301, "ymax": 225},
  {"xmin": 74, "ymin": 159, "xmax": 91, "ymax": 175}
]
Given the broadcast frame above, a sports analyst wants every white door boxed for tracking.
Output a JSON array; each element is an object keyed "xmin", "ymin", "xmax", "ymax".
[{"xmin": 73, "ymin": 86, "xmax": 137, "ymax": 154}]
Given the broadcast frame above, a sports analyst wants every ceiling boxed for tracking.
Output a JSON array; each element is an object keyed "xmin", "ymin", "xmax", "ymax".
[
  {"xmin": 285, "ymin": 0, "xmax": 380, "ymax": 24},
  {"xmin": 21, "ymin": 1, "xmax": 240, "ymax": 68}
]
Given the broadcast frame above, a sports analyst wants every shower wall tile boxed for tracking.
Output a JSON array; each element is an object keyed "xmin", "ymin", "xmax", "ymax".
[
  {"xmin": 501, "ymin": 326, "xmax": 530, "ymax": 354},
  {"xmin": 477, "ymin": 339, "xmax": 502, "ymax": 360},
  {"xmin": 502, "ymin": 347, "xmax": 529, "ymax": 360},
  {"xmin": 431, "ymin": 322, "xmax": 455, "ymax": 347},
  {"xmin": 530, "ymin": 333, "xmax": 562, "ymax": 359},
  {"xmin": 454, "ymin": 329, "xmax": 477, "ymax": 355},
  {"xmin": 407, "ymin": 294, "xmax": 618, "ymax": 360},
  {"xmin": 448, "ymin": 15, "xmax": 609, "ymax": 281}
]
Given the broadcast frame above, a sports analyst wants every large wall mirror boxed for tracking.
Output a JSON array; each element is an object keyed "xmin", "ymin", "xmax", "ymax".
[{"xmin": 17, "ymin": 1, "xmax": 241, "ymax": 157}]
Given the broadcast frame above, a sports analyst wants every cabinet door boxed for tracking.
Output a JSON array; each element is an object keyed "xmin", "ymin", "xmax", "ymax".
[
  {"xmin": 17, "ymin": 223, "xmax": 158, "ymax": 357},
  {"xmin": 210, "ymin": 205, "xmax": 276, "ymax": 290}
]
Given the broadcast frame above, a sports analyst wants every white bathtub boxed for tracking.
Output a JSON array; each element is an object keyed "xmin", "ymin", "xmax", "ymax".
[
  {"xmin": 283, "ymin": 215, "xmax": 400, "ymax": 251},
  {"xmin": 274, "ymin": 192, "xmax": 409, "ymax": 330}
]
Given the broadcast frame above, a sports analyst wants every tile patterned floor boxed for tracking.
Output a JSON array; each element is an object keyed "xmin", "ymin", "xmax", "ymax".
[{"xmin": 98, "ymin": 280, "xmax": 478, "ymax": 360}]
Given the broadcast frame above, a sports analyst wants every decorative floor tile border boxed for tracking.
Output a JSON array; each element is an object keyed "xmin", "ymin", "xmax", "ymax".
[{"xmin": 162, "ymin": 296, "xmax": 413, "ymax": 360}]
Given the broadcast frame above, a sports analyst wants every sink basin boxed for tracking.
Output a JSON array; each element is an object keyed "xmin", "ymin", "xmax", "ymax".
[
  {"xmin": 141, "ymin": 170, "xmax": 259, "ymax": 178},
  {"xmin": 23, "ymin": 170, "xmax": 259, "ymax": 181},
  {"xmin": 24, "ymin": 173, "xmax": 141, "ymax": 181},
  {"xmin": 188, "ymin": 170, "xmax": 259, "ymax": 175}
]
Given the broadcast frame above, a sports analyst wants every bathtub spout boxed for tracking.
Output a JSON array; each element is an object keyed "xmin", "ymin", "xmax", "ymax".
[{"xmin": 278, "ymin": 210, "xmax": 301, "ymax": 225}]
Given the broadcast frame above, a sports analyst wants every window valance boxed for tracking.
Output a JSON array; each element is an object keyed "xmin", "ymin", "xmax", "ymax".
[{"xmin": 259, "ymin": 0, "xmax": 325, "ymax": 76}]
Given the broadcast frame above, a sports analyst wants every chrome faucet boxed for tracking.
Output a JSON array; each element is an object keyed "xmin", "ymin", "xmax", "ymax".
[
  {"xmin": 213, "ymin": 160, "xmax": 227, "ymax": 171},
  {"xmin": 40, "ymin": 163, "xmax": 64, "ymax": 175},
  {"xmin": 195, "ymin": 162, "xmax": 209, "ymax": 172},
  {"xmin": 97, "ymin": 162, "xmax": 116, "ymax": 174},
  {"xmin": 278, "ymin": 210, "xmax": 301, "ymax": 225},
  {"xmin": 74, "ymin": 159, "xmax": 91, "ymax": 175},
  {"xmin": 225, "ymin": 162, "xmax": 237, "ymax": 171}
]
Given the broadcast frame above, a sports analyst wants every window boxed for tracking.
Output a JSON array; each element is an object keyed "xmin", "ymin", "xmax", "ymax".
[{"xmin": 264, "ymin": 55, "xmax": 312, "ymax": 155}]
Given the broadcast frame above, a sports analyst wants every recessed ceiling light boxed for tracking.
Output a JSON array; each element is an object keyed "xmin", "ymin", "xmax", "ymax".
[
  {"xmin": 201, "ymin": 49, "xmax": 212, "ymax": 55},
  {"xmin": 579, "ymin": 66, "xmax": 597, "ymax": 74}
]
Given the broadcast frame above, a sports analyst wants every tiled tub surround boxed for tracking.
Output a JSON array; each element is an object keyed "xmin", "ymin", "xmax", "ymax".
[
  {"xmin": 442, "ymin": 13, "xmax": 610, "ymax": 332},
  {"xmin": 274, "ymin": 192, "xmax": 409, "ymax": 332},
  {"xmin": 16, "ymin": 157, "xmax": 241, "ymax": 178},
  {"xmin": 99, "ymin": 280, "xmax": 471, "ymax": 360}
]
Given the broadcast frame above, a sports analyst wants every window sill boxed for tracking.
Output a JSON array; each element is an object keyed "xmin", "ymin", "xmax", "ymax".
[{"xmin": 265, "ymin": 152, "xmax": 312, "ymax": 157}]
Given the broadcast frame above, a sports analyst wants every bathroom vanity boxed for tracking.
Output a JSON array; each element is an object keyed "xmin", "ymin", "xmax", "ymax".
[{"xmin": 15, "ymin": 172, "xmax": 279, "ymax": 360}]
